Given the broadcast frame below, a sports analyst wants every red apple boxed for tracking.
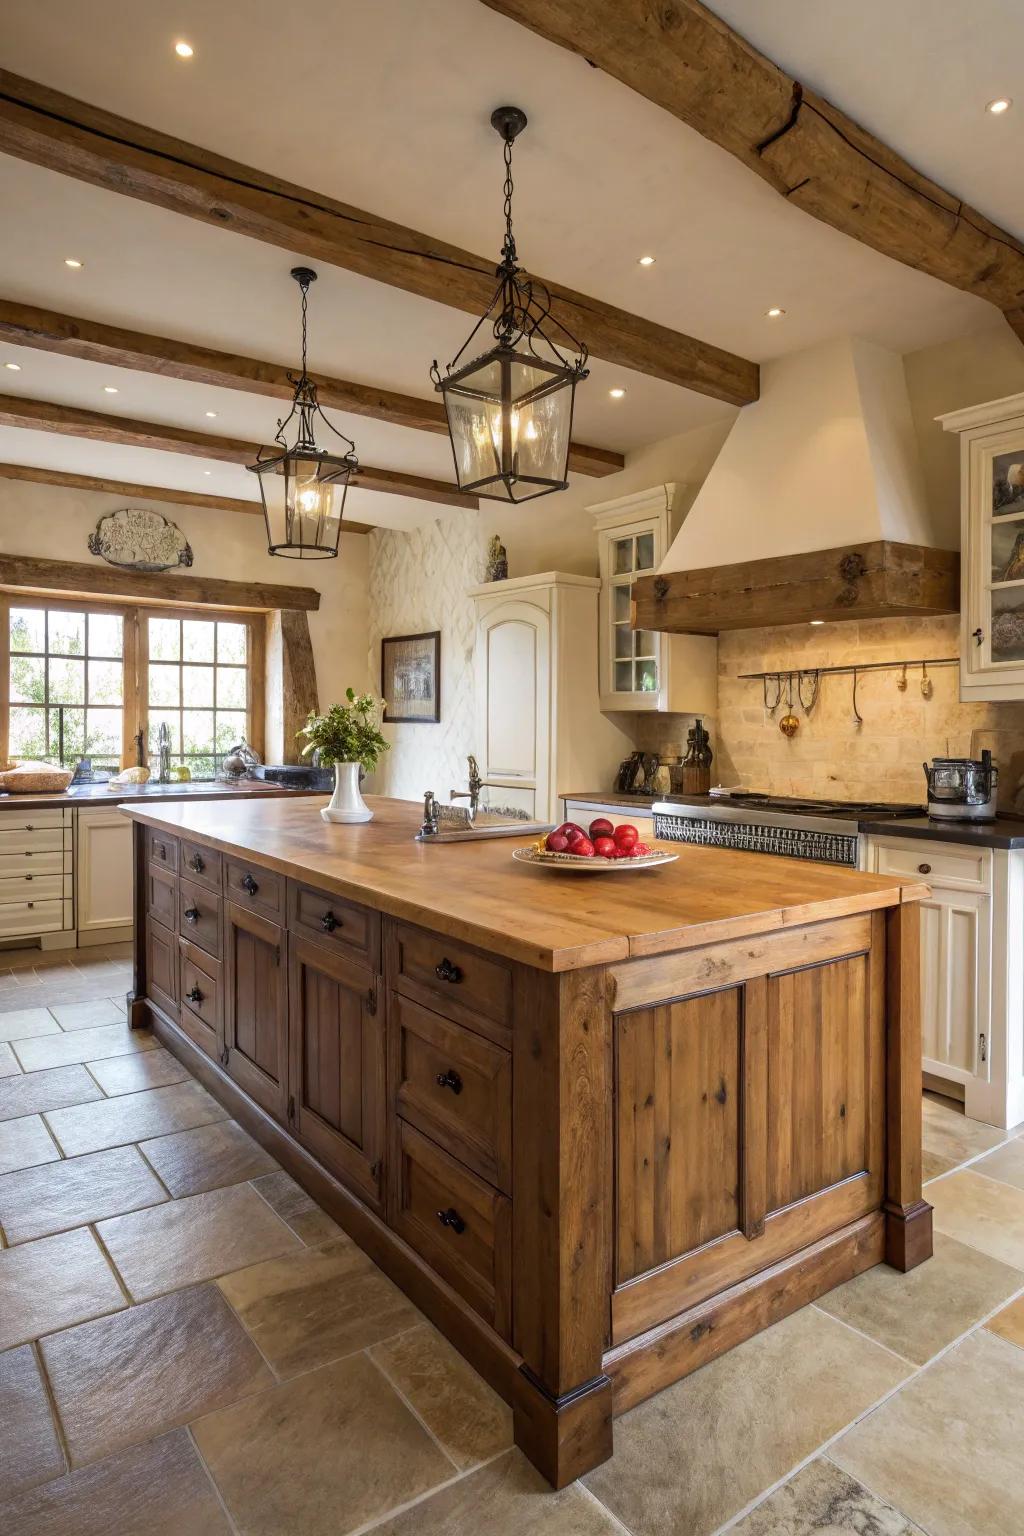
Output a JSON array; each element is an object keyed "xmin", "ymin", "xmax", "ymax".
[
  {"xmin": 571, "ymin": 836, "xmax": 596, "ymax": 857},
  {"xmin": 557, "ymin": 821, "xmax": 583, "ymax": 840},
  {"xmin": 613, "ymin": 822, "xmax": 639, "ymax": 844},
  {"xmin": 545, "ymin": 831, "xmax": 570, "ymax": 853},
  {"xmin": 589, "ymin": 817, "xmax": 614, "ymax": 840},
  {"xmin": 630, "ymin": 842, "xmax": 652, "ymax": 858},
  {"xmin": 593, "ymin": 836, "xmax": 617, "ymax": 859}
]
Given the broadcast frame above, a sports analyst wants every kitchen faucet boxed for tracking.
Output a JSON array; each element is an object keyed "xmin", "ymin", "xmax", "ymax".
[
  {"xmin": 156, "ymin": 721, "xmax": 172, "ymax": 784},
  {"xmin": 450, "ymin": 754, "xmax": 483, "ymax": 818}
]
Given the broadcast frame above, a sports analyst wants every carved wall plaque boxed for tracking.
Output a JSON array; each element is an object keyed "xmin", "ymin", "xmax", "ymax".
[{"xmin": 88, "ymin": 508, "xmax": 193, "ymax": 572}]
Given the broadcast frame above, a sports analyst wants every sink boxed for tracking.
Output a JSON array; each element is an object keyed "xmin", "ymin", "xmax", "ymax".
[{"xmin": 416, "ymin": 807, "xmax": 552, "ymax": 843}]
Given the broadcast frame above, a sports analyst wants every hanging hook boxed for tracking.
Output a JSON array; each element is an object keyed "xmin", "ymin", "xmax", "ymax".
[
  {"xmin": 798, "ymin": 669, "xmax": 820, "ymax": 714},
  {"xmin": 763, "ymin": 673, "xmax": 782, "ymax": 717},
  {"xmin": 897, "ymin": 663, "xmax": 908, "ymax": 692},
  {"xmin": 851, "ymin": 667, "xmax": 863, "ymax": 728},
  {"xmin": 920, "ymin": 662, "xmax": 933, "ymax": 700}
]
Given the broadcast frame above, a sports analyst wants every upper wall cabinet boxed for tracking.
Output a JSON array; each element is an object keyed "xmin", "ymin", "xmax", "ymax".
[
  {"xmin": 941, "ymin": 394, "xmax": 1024, "ymax": 701},
  {"xmin": 588, "ymin": 484, "xmax": 717, "ymax": 714}
]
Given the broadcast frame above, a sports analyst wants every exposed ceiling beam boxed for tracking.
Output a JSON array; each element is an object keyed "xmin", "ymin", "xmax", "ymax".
[
  {"xmin": 0, "ymin": 461, "xmax": 372, "ymax": 532},
  {"xmin": 0, "ymin": 300, "xmax": 623, "ymax": 479},
  {"xmin": 0, "ymin": 70, "xmax": 759, "ymax": 406},
  {"xmin": 0, "ymin": 393, "xmax": 478, "ymax": 510},
  {"xmin": 0, "ymin": 552, "xmax": 320, "ymax": 612},
  {"xmin": 480, "ymin": 0, "xmax": 1024, "ymax": 326}
]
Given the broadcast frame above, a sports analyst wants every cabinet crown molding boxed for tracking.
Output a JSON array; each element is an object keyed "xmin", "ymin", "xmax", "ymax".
[
  {"xmin": 938, "ymin": 393, "xmax": 1024, "ymax": 435},
  {"xmin": 466, "ymin": 570, "xmax": 601, "ymax": 600},
  {"xmin": 586, "ymin": 483, "xmax": 689, "ymax": 532}
]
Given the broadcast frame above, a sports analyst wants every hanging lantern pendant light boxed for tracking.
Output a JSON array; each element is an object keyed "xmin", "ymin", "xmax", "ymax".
[
  {"xmin": 248, "ymin": 267, "xmax": 357, "ymax": 558},
  {"xmin": 431, "ymin": 106, "xmax": 589, "ymax": 504}
]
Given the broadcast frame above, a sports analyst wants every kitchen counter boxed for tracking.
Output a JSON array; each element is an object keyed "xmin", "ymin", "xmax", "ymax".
[{"xmin": 0, "ymin": 780, "xmax": 325, "ymax": 811}]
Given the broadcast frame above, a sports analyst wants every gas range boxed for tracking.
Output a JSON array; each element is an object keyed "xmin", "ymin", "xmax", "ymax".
[{"xmin": 651, "ymin": 792, "xmax": 925, "ymax": 867}]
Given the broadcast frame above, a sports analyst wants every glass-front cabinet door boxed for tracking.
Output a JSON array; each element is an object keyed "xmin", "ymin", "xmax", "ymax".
[{"xmin": 609, "ymin": 530, "xmax": 660, "ymax": 701}]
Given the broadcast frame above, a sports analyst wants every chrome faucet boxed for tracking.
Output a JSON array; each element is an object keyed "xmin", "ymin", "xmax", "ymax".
[
  {"xmin": 450, "ymin": 754, "xmax": 483, "ymax": 818},
  {"xmin": 156, "ymin": 721, "xmax": 172, "ymax": 784},
  {"xmin": 421, "ymin": 790, "xmax": 439, "ymax": 837}
]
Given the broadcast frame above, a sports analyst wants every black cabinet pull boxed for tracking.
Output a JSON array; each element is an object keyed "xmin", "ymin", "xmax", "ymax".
[
  {"xmin": 320, "ymin": 910, "xmax": 338, "ymax": 933},
  {"xmin": 436, "ymin": 1069, "xmax": 463, "ymax": 1095},
  {"xmin": 436, "ymin": 1207, "xmax": 466, "ymax": 1234},
  {"xmin": 973, "ymin": 628, "xmax": 984, "ymax": 646},
  {"xmin": 241, "ymin": 873, "xmax": 258, "ymax": 895},
  {"xmin": 187, "ymin": 985, "xmax": 204, "ymax": 1004},
  {"xmin": 435, "ymin": 957, "xmax": 463, "ymax": 984},
  {"xmin": 187, "ymin": 853, "xmax": 204, "ymax": 874},
  {"xmin": 918, "ymin": 863, "xmax": 932, "ymax": 875},
  {"xmin": 183, "ymin": 906, "xmax": 200, "ymax": 924}
]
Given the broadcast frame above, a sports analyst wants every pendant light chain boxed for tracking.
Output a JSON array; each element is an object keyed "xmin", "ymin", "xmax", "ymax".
[
  {"xmin": 299, "ymin": 277, "xmax": 310, "ymax": 384},
  {"xmin": 501, "ymin": 133, "xmax": 517, "ymax": 268}
]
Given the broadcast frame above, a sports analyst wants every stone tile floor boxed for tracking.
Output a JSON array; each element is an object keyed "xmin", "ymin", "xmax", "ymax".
[{"xmin": 0, "ymin": 949, "xmax": 1023, "ymax": 1534}]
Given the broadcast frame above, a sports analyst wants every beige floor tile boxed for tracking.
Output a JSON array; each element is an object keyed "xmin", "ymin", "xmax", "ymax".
[
  {"xmin": 373, "ymin": 1447, "xmax": 624, "ymax": 1535},
  {"xmin": 371, "ymin": 1323, "xmax": 512, "ymax": 1471},
  {"xmin": 0, "ymin": 1041, "xmax": 22, "ymax": 1076},
  {"xmin": 985, "ymin": 1293, "xmax": 1024, "ymax": 1349},
  {"xmin": 0, "ymin": 1008, "xmax": 61, "ymax": 1043},
  {"xmin": 44, "ymin": 1079, "xmax": 226, "ymax": 1157},
  {"xmin": 0, "ymin": 1114, "xmax": 60, "ymax": 1176},
  {"xmin": 0, "ymin": 1427, "xmax": 233, "ymax": 1536},
  {"xmin": 815, "ymin": 1232, "xmax": 1024, "ymax": 1364},
  {"xmin": 51, "ymin": 999, "xmax": 125, "ymax": 1031},
  {"xmin": 41, "ymin": 1283, "xmax": 272, "ymax": 1467},
  {"xmin": 0, "ymin": 1063, "xmax": 103, "ymax": 1123},
  {"xmin": 85, "ymin": 1047, "xmax": 189, "ymax": 1097},
  {"xmin": 922, "ymin": 1149, "xmax": 954, "ymax": 1182},
  {"xmin": 193, "ymin": 1351, "xmax": 453, "ymax": 1536},
  {"xmin": 705, "ymin": 1457, "xmax": 924, "ymax": 1536},
  {"xmin": 99, "ymin": 1180, "xmax": 302, "ymax": 1299},
  {"xmin": 0, "ymin": 1343, "xmax": 65, "ymax": 1497},
  {"xmin": 0, "ymin": 1146, "xmax": 167, "ymax": 1245},
  {"xmin": 930, "ymin": 1169, "xmax": 1024, "ymax": 1267},
  {"xmin": 0, "ymin": 1063, "xmax": 104, "ymax": 1123},
  {"xmin": 218, "ymin": 1236, "xmax": 419, "ymax": 1377},
  {"xmin": 13, "ymin": 1022, "xmax": 156, "ymax": 1073},
  {"xmin": 583, "ymin": 1306, "xmax": 910, "ymax": 1536},
  {"xmin": 971, "ymin": 1136, "xmax": 1024, "ymax": 1192},
  {"xmin": 0, "ymin": 1228, "xmax": 126, "ymax": 1350},
  {"xmin": 832, "ymin": 1330, "xmax": 1024, "ymax": 1536},
  {"xmin": 141, "ymin": 1118, "xmax": 277, "ymax": 1197},
  {"xmin": 922, "ymin": 1094, "xmax": 1007, "ymax": 1166},
  {"xmin": 251, "ymin": 1168, "xmax": 344, "ymax": 1244}
]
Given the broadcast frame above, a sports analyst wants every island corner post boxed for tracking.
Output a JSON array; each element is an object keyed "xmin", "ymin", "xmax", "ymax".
[{"xmin": 124, "ymin": 797, "xmax": 931, "ymax": 1488}]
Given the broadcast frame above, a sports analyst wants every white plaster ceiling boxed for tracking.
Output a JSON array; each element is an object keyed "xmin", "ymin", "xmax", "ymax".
[{"xmin": 0, "ymin": 0, "xmax": 1012, "ymax": 527}]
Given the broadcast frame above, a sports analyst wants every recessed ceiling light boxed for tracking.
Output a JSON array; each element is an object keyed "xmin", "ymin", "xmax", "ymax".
[
  {"xmin": 203, "ymin": 470, "xmax": 212, "ymax": 475},
  {"xmin": 637, "ymin": 255, "xmax": 656, "ymax": 267},
  {"xmin": 64, "ymin": 258, "xmax": 83, "ymax": 269},
  {"xmin": 4, "ymin": 362, "xmax": 21, "ymax": 371},
  {"xmin": 174, "ymin": 40, "xmax": 194, "ymax": 58},
  {"xmin": 766, "ymin": 306, "xmax": 785, "ymax": 319},
  {"xmin": 609, "ymin": 387, "xmax": 626, "ymax": 399},
  {"xmin": 987, "ymin": 97, "xmax": 1012, "ymax": 114},
  {"xmin": 103, "ymin": 385, "xmax": 118, "ymax": 394},
  {"xmin": 809, "ymin": 619, "xmax": 825, "ymax": 626},
  {"xmin": 205, "ymin": 410, "xmax": 217, "ymax": 418}
]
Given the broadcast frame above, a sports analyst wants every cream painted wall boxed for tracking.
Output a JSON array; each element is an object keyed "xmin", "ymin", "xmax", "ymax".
[{"xmin": 0, "ymin": 479, "xmax": 370, "ymax": 762}]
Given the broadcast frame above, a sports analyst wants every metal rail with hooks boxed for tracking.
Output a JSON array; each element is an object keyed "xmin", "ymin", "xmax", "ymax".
[{"xmin": 737, "ymin": 656, "xmax": 959, "ymax": 680}]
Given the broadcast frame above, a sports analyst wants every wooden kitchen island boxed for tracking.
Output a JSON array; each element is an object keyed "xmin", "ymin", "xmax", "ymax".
[{"xmin": 124, "ymin": 796, "xmax": 931, "ymax": 1487}]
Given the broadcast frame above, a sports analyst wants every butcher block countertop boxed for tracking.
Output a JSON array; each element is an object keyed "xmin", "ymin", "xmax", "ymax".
[{"xmin": 121, "ymin": 796, "xmax": 927, "ymax": 972}]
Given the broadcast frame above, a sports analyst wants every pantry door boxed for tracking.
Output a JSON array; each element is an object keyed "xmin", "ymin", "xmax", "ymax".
[{"xmin": 474, "ymin": 598, "xmax": 550, "ymax": 820}]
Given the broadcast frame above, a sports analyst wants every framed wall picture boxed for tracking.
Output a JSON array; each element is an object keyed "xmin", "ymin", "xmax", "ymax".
[{"xmin": 381, "ymin": 631, "xmax": 441, "ymax": 723}]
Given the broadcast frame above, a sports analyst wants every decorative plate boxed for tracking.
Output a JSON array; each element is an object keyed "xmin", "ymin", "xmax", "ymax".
[
  {"xmin": 88, "ymin": 508, "xmax": 193, "ymax": 572},
  {"xmin": 512, "ymin": 846, "xmax": 678, "ymax": 874}
]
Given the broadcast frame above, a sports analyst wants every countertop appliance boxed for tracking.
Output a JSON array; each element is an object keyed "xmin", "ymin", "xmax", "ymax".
[
  {"xmin": 249, "ymin": 763, "xmax": 335, "ymax": 791},
  {"xmin": 652, "ymin": 792, "xmax": 925, "ymax": 867},
  {"xmin": 924, "ymin": 751, "xmax": 998, "ymax": 823}
]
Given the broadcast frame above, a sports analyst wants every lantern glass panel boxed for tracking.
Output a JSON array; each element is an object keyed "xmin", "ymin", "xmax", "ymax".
[
  {"xmin": 508, "ymin": 385, "xmax": 572, "ymax": 484},
  {"xmin": 445, "ymin": 393, "xmax": 502, "ymax": 487},
  {"xmin": 260, "ymin": 450, "xmax": 348, "ymax": 557}
]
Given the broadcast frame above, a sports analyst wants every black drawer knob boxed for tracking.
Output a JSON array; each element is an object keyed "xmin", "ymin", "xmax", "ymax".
[
  {"xmin": 188, "ymin": 854, "xmax": 204, "ymax": 874},
  {"xmin": 241, "ymin": 873, "xmax": 259, "ymax": 895},
  {"xmin": 187, "ymin": 985, "xmax": 204, "ymax": 1004},
  {"xmin": 918, "ymin": 863, "xmax": 932, "ymax": 875},
  {"xmin": 435, "ymin": 957, "xmax": 463, "ymax": 984},
  {"xmin": 436, "ymin": 1068, "xmax": 463, "ymax": 1095},
  {"xmin": 320, "ymin": 910, "xmax": 338, "ymax": 933},
  {"xmin": 436, "ymin": 1206, "xmax": 466, "ymax": 1234},
  {"xmin": 156, "ymin": 843, "xmax": 166, "ymax": 859},
  {"xmin": 184, "ymin": 906, "xmax": 200, "ymax": 924}
]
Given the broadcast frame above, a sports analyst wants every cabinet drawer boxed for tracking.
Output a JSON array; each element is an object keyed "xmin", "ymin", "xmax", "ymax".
[
  {"xmin": 0, "ymin": 828, "xmax": 65, "ymax": 856},
  {"xmin": 872, "ymin": 838, "xmax": 991, "ymax": 891},
  {"xmin": 0, "ymin": 849, "xmax": 70, "ymax": 878},
  {"xmin": 0, "ymin": 873, "xmax": 68, "ymax": 903},
  {"xmin": 224, "ymin": 858, "xmax": 285, "ymax": 922},
  {"xmin": 391, "ymin": 994, "xmax": 511, "ymax": 1190},
  {"xmin": 179, "ymin": 942, "xmax": 221, "ymax": 1060},
  {"xmin": 146, "ymin": 916, "xmax": 177, "ymax": 1018},
  {"xmin": 0, "ymin": 899, "xmax": 65, "ymax": 936},
  {"xmin": 0, "ymin": 808, "xmax": 69, "ymax": 832},
  {"xmin": 392, "ymin": 1121, "xmax": 510, "ymax": 1337},
  {"xmin": 147, "ymin": 828, "xmax": 178, "ymax": 873},
  {"xmin": 180, "ymin": 841, "xmax": 222, "ymax": 892},
  {"xmin": 288, "ymin": 881, "xmax": 380, "ymax": 970},
  {"xmin": 386, "ymin": 922, "xmax": 513, "ymax": 1045},
  {"xmin": 179, "ymin": 877, "xmax": 221, "ymax": 959},
  {"xmin": 147, "ymin": 865, "xmax": 177, "ymax": 929}
]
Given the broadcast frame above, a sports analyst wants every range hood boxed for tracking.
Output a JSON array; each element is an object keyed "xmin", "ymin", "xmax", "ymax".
[{"xmin": 632, "ymin": 337, "xmax": 959, "ymax": 634}]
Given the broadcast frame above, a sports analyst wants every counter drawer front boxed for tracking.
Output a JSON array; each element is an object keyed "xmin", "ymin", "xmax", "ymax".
[
  {"xmin": 147, "ymin": 865, "xmax": 177, "ymax": 930},
  {"xmin": 288, "ymin": 881, "xmax": 381, "ymax": 970},
  {"xmin": 181, "ymin": 841, "xmax": 222, "ymax": 892},
  {"xmin": 871, "ymin": 838, "xmax": 991, "ymax": 891},
  {"xmin": 0, "ymin": 849, "xmax": 70, "ymax": 879},
  {"xmin": 0, "ymin": 828, "xmax": 66, "ymax": 856},
  {"xmin": 392, "ymin": 1121, "xmax": 510, "ymax": 1337},
  {"xmin": 224, "ymin": 859, "xmax": 285, "ymax": 922},
  {"xmin": 392, "ymin": 994, "xmax": 511, "ymax": 1191},
  {"xmin": 0, "ymin": 873, "xmax": 68, "ymax": 903},
  {"xmin": 179, "ymin": 877, "xmax": 222, "ymax": 959},
  {"xmin": 0, "ymin": 899, "xmax": 65, "ymax": 936},
  {"xmin": 146, "ymin": 917, "xmax": 177, "ymax": 1017},
  {"xmin": 387, "ymin": 922, "xmax": 513, "ymax": 1045},
  {"xmin": 180, "ymin": 942, "xmax": 222, "ymax": 1032},
  {"xmin": 147, "ymin": 829, "xmax": 179, "ymax": 873},
  {"xmin": 0, "ymin": 808, "xmax": 69, "ymax": 832}
]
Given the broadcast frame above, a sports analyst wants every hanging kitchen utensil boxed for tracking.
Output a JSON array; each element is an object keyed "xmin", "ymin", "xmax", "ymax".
[
  {"xmin": 851, "ymin": 667, "xmax": 863, "ymax": 728},
  {"xmin": 798, "ymin": 669, "xmax": 820, "ymax": 715},
  {"xmin": 779, "ymin": 674, "xmax": 800, "ymax": 737},
  {"xmin": 897, "ymin": 663, "xmax": 908, "ymax": 692},
  {"xmin": 763, "ymin": 673, "xmax": 782, "ymax": 717},
  {"xmin": 921, "ymin": 662, "xmax": 933, "ymax": 700}
]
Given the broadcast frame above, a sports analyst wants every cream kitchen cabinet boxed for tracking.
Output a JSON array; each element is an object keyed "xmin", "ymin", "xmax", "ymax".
[
  {"xmin": 0, "ymin": 807, "xmax": 74, "ymax": 948},
  {"xmin": 867, "ymin": 833, "xmax": 1024, "ymax": 1128},
  {"xmin": 75, "ymin": 806, "xmax": 134, "ymax": 944},
  {"xmin": 469, "ymin": 572, "xmax": 631, "ymax": 823}
]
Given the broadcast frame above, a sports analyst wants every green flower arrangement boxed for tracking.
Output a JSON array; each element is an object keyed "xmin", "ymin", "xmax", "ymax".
[{"xmin": 298, "ymin": 690, "xmax": 390, "ymax": 774}]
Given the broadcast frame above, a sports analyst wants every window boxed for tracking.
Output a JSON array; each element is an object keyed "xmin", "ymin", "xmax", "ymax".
[
  {"xmin": 143, "ymin": 612, "xmax": 252, "ymax": 779},
  {"xmin": 7, "ymin": 603, "xmax": 126, "ymax": 771}
]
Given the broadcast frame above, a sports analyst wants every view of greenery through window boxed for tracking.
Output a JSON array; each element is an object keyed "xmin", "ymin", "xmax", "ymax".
[
  {"xmin": 147, "ymin": 615, "xmax": 249, "ymax": 780},
  {"xmin": 9, "ymin": 607, "xmax": 124, "ymax": 771}
]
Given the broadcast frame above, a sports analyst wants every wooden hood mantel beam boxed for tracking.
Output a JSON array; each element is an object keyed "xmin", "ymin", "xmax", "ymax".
[
  {"xmin": 631, "ymin": 542, "xmax": 960, "ymax": 634},
  {"xmin": 0, "ymin": 299, "xmax": 623, "ymax": 480},
  {"xmin": 480, "ymin": 0, "xmax": 1024, "ymax": 327},
  {"xmin": 0, "ymin": 71, "xmax": 759, "ymax": 407}
]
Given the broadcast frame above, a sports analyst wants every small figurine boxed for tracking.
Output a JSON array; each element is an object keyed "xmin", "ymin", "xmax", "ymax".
[{"xmin": 486, "ymin": 535, "xmax": 509, "ymax": 582}]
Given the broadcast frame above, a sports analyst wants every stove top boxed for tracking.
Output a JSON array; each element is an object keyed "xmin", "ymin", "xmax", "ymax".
[
  {"xmin": 651, "ymin": 792, "xmax": 925, "ymax": 866},
  {"xmin": 709, "ymin": 792, "xmax": 924, "ymax": 819}
]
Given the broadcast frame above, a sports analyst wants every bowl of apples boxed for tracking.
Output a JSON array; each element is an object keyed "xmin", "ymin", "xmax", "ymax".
[{"xmin": 512, "ymin": 817, "xmax": 678, "ymax": 873}]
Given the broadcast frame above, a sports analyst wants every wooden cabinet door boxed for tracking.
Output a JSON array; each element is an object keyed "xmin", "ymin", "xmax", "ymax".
[
  {"xmin": 223, "ymin": 901, "xmax": 288, "ymax": 1123},
  {"xmin": 920, "ymin": 886, "xmax": 991, "ymax": 1087},
  {"xmin": 288, "ymin": 934, "xmax": 384, "ymax": 1209},
  {"xmin": 474, "ymin": 597, "xmax": 550, "ymax": 820},
  {"xmin": 77, "ymin": 809, "xmax": 134, "ymax": 935}
]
